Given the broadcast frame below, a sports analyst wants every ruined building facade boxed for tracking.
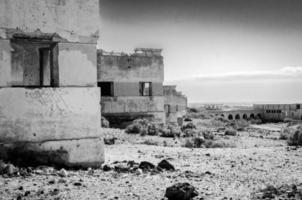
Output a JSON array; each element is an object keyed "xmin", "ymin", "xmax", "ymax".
[
  {"xmin": 253, "ymin": 104, "xmax": 302, "ymax": 122},
  {"xmin": 0, "ymin": 0, "xmax": 103, "ymax": 167},
  {"xmin": 97, "ymin": 48, "xmax": 165, "ymax": 127},
  {"xmin": 164, "ymin": 85, "xmax": 187, "ymax": 125}
]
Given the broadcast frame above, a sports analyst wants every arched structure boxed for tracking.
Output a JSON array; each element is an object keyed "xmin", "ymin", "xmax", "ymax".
[
  {"xmin": 228, "ymin": 114, "xmax": 233, "ymax": 120},
  {"xmin": 235, "ymin": 114, "xmax": 240, "ymax": 120},
  {"xmin": 250, "ymin": 113, "xmax": 255, "ymax": 119},
  {"xmin": 242, "ymin": 114, "xmax": 247, "ymax": 119}
]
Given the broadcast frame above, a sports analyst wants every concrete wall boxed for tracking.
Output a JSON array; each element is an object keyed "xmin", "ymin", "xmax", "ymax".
[
  {"xmin": 102, "ymin": 96, "xmax": 164, "ymax": 114},
  {"xmin": 0, "ymin": 88, "xmax": 101, "ymax": 143},
  {"xmin": 0, "ymin": 88, "xmax": 103, "ymax": 168},
  {"xmin": 0, "ymin": 0, "xmax": 99, "ymax": 87},
  {"xmin": 97, "ymin": 49, "xmax": 165, "ymax": 127},
  {"xmin": 0, "ymin": 0, "xmax": 99, "ymax": 43},
  {"xmin": 164, "ymin": 85, "xmax": 187, "ymax": 124},
  {"xmin": 0, "ymin": 0, "xmax": 103, "ymax": 167},
  {"xmin": 59, "ymin": 43, "xmax": 97, "ymax": 87},
  {"xmin": 0, "ymin": 39, "xmax": 11, "ymax": 86},
  {"xmin": 98, "ymin": 51, "xmax": 164, "ymax": 82}
]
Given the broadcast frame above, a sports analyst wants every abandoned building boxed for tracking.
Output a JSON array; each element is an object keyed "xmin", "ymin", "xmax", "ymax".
[
  {"xmin": 253, "ymin": 104, "xmax": 302, "ymax": 122},
  {"xmin": 164, "ymin": 85, "xmax": 187, "ymax": 125},
  {"xmin": 0, "ymin": 0, "xmax": 103, "ymax": 167},
  {"xmin": 209, "ymin": 103, "xmax": 302, "ymax": 122},
  {"xmin": 97, "ymin": 48, "xmax": 165, "ymax": 127}
]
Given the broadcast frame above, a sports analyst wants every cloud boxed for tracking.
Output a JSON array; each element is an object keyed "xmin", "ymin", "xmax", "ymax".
[{"xmin": 166, "ymin": 66, "xmax": 302, "ymax": 83}]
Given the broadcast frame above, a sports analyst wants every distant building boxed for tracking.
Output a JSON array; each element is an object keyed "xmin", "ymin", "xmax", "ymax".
[
  {"xmin": 253, "ymin": 104, "xmax": 302, "ymax": 122},
  {"xmin": 97, "ymin": 48, "xmax": 165, "ymax": 127},
  {"xmin": 164, "ymin": 85, "xmax": 187, "ymax": 125},
  {"xmin": 203, "ymin": 104, "xmax": 223, "ymax": 110},
  {"xmin": 0, "ymin": 0, "xmax": 103, "ymax": 167}
]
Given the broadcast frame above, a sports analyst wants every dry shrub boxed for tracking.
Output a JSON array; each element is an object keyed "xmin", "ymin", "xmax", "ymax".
[
  {"xmin": 225, "ymin": 128, "xmax": 237, "ymax": 136},
  {"xmin": 287, "ymin": 125, "xmax": 302, "ymax": 146},
  {"xmin": 183, "ymin": 138, "xmax": 194, "ymax": 148},
  {"xmin": 279, "ymin": 128, "xmax": 290, "ymax": 140},
  {"xmin": 182, "ymin": 137, "xmax": 235, "ymax": 148},
  {"xmin": 182, "ymin": 129, "xmax": 197, "ymax": 137},
  {"xmin": 232, "ymin": 120, "xmax": 249, "ymax": 131},
  {"xmin": 142, "ymin": 139, "xmax": 159, "ymax": 146},
  {"xmin": 181, "ymin": 122, "xmax": 196, "ymax": 131},
  {"xmin": 284, "ymin": 118, "xmax": 295, "ymax": 123},
  {"xmin": 210, "ymin": 118, "xmax": 226, "ymax": 127},
  {"xmin": 250, "ymin": 118, "xmax": 262, "ymax": 124},
  {"xmin": 125, "ymin": 119, "xmax": 159, "ymax": 136},
  {"xmin": 196, "ymin": 119, "xmax": 227, "ymax": 129},
  {"xmin": 125, "ymin": 123, "xmax": 143, "ymax": 134},
  {"xmin": 159, "ymin": 123, "xmax": 182, "ymax": 138},
  {"xmin": 202, "ymin": 130, "xmax": 214, "ymax": 140},
  {"xmin": 183, "ymin": 137, "xmax": 205, "ymax": 148},
  {"xmin": 203, "ymin": 140, "xmax": 236, "ymax": 148},
  {"xmin": 188, "ymin": 107, "xmax": 198, "ymax": 113}
]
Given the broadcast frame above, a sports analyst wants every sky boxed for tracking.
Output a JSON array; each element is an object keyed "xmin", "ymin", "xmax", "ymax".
[{"xmin": 99, "ymin": 0, "xmax": 302, "ymax": 103}]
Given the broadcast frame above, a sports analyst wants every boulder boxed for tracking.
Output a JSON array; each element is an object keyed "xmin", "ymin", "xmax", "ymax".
[
  {"xmin": 165, "ymin": 183, "xmax": 199, "ymax": 200},
  {"xmin": 157, "ymin": 160, "xmax": 175, "ymax": 171},
  {"xmin": 138, "ymin": 161, "xmax": 155, "ymax": 171}
]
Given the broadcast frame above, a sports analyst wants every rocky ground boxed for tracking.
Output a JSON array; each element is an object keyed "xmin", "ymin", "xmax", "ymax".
[{"xmin": 1, "ymin": 120, "xmax": 302, "ymax": 200}]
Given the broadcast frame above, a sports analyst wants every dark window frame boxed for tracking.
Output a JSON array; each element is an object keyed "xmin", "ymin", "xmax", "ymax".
[
  {"xmin": 98, "ymin": 81, "xmax": 114, "ymax": 97},
  {"xmin": 139, "ymin": 82, "xmax": 152, "ymax": 96},
  {"xmin": 10, "ymin": 38, "xmax": 59, "ymax": 87}
]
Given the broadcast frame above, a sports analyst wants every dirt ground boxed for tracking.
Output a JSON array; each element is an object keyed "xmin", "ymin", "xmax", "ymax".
[{"xmin": 1, "ymin": 121, "xmax": 302, "ymax": 200}]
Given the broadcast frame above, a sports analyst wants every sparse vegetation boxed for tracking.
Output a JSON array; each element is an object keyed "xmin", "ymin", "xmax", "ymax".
[
  {"xmin": 182, "ymin": 137, "xmax": 236, "ymax": 148},
  {"xmin": 202, "ymin": 130, "xmax": 214, "ymax": 140},
  {"xmin": 142, "ymin": 139, "xmax": 159, "ymax": 146},
  {"xmin": 125, "ymin": 119, "xmax": 182, "ymax": 138},
  {"xmin": 181, "ymin": 122, "xmax": 196, "ymax": 131},
  {"xmin": 279, "ymin": 128, "xmax": 290, "ymax": 140},
  {"xmin": 225, "ymin": 128, "xmax": 237, "ymax": 136},
  {"xmin": 287, "ymin": 125, "xmax": 302, "ymax": 146},
  {"xmin": 232, "ymin": 120, "xmax": 249, "ymax": 131}
]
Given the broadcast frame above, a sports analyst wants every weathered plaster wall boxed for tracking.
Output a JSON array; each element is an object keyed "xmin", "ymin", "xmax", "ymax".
[
  {"xmin": 0, "ymin": 0, "xmax": 102, "ymax": 167},
  {"xmin": 98, "ymin": 49, "xmax": 165, "ymax": 125},
  {"xmin": 59, "ymin": 43, "xmax": 97, "ymax": 86},
  {"xmin": 0, "ymin": 0, "xmax": 99, "ymax": 43},
  {"xmin": 113, "ymin": 82, "xmax": 163, "ymax": 96},
  {"xmin": 97, "ymin": 51, "xmax": 164, "ymax": 82},
  {"xmin": 101, "ymin": 96, "xmax": 164, "ymax": 114},
  {"xmin": 253, "ymin": 104, "xmax": 302, "ymax": 121},
  {"xmin": 164, "ymin": 86, "xmax": 187, "ymax": 124},
  {"xmin": 0, "ymin": 39, "xmax": 11, "ymax": 86},
  {"xmin": 0, "ymin": 87, "xmax": 103, "ymax": 167},
  {"xmin": 0, "ymin": 88, "xmax": 101, "ymax": 143}
]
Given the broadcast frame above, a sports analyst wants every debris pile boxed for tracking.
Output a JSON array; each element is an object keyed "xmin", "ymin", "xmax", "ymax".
[
  {"xmin": 102, "ymin": 159, "xmax": 175, "ymax": 174},
  {"xmin": 253, "ymin": 184, "xmax": 302, "ymax": 199}
]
